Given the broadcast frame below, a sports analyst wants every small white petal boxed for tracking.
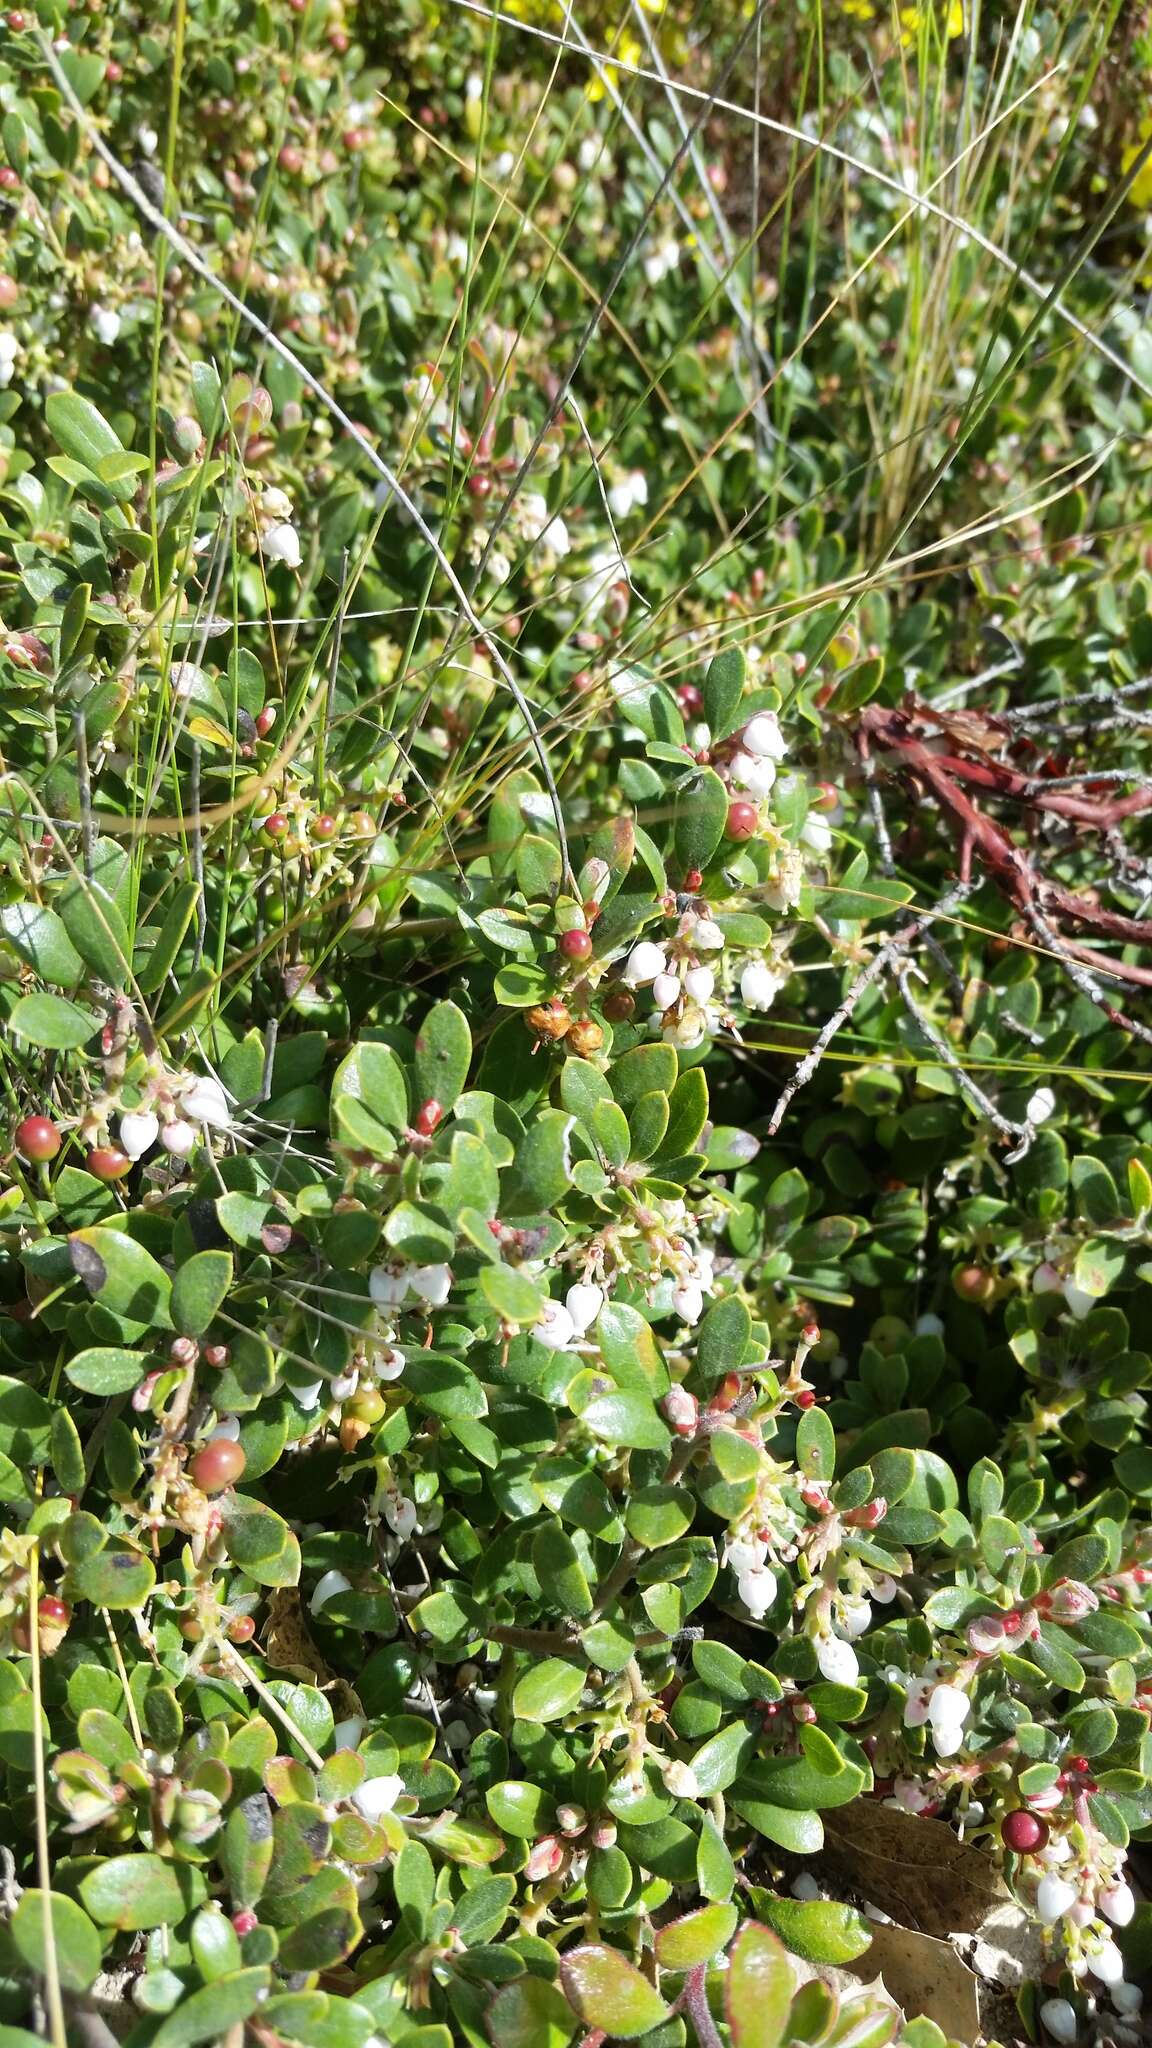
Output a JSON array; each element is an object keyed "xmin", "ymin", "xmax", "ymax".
[
  {"xmin": 928, "ymin": 1683, "xmax": 970, "ymax": 1728},
  {"xmin": 1038, "ymin": 1998, "xmax": 1079, "ymax": 2044},
  {"xmin": 652, "ymin": 973, "xmax": 680, "ymax": 1010},
  {"xmin": 181, "ymin": 1076, "xmax": 231, "ymax": 1129},
  {"xmin": 410, "ymin": 1263, "xmax": 451, "ymax": 1305},
  {"xmin": 535, "ymin": 1301, "xmax": 576, "ymax": 1350},
  {"xmin": 743, "ymin": 713, "xmax": 787, "ymax": 760},
  {"xmin": 310, "ymin": 1568, "xmax": 352, "ymax": 1616},
  {"xmin": 816, "ymin": 1635, "xmax": 859, "ymax": 1685},
  {"xmin": 351, "ymin": 1773, "xmax": 405, "ymax": 1821},
  {"xmin": 369, "ymin": 1266, "xmax": 407, "ymax": 1306},
  {"xmin": 565, "ymin": 1283, "xmax": 604, "ymax": 1334},
  {"xmin": 931, "ymin": 1721, "xmax": 965, "ymax": 1757},
  {"xmin": 263, "ymin": 521, "xmax": 302, "ymax": 568},
  {"xmin": 384, "ymin": 1493, "xmax": 418, "ymax": 1540},
  {"xmin": 672, "ymin": 1281, "xmax": 704, "ymax": 1325},
  {"xmin": 1100, "ymin": 1882, "xmax": 1135, "ymax": 1928},
  {"xmin": 1090, "ymin": 1941, "xmax": 1125, "ymax": 1987},
  {"xmin": 1036, "ymin": 1875, "xmax": 1078, "ymax": 1925},
  {"xmin": 89, "ymin": 306, "xmax": 122, "ymax": 346},
  {"xmin": 332, "ymin": 1715, "xmax": 365, "ymax": 1750},
  {"xmin": 623, "ymin": 941, "xmax": 667, "ymax": 987},
  {"xmin": 119, "ymin": 1109, "xmax": 159, "ymax": 1160},
  {"xmin": 683, "ymin": 966, "xmax": 715, "ymax": 1004},
  {"xmin": 740, "ymin": 959, "xmax": 779, "ymax": 1011},
  {"xmin": 692, "ymin": 918, "xmax": 725, "ymax": 952},
  {"xmin": 1027, "ymin": 1086, "xmax": 1057, "ymax": 1125},
  {"xmin": 737, "ymin": 1564, "xmax": 777, "ymax": 1620}
]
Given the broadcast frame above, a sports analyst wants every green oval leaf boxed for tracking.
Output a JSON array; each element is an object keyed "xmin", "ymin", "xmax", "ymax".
[{"xmin": 559, "ymin": 1944, "xmax": 671, "ymax": 2039}]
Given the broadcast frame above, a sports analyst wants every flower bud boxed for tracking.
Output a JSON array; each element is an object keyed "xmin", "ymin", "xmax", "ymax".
[{"xmin": 661, "ymin": 1387, "xmax": 699, "ymax": 1436}]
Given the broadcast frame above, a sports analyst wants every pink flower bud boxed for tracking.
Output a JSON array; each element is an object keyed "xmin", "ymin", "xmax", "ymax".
[
  {"xmin": 524, "ymin": 1835, "xmax": 564, "ymax": 1882},
  {"xmin": 661, "ymin": 1387, "xmax": 699, "ymax": 1436}
]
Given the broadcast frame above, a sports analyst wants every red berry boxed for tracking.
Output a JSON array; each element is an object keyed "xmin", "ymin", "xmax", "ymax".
[
  {"xmin": 708, "ymin": 1372, "xmax": 742, "ymax": 1412},
  {"xmin": 15, "ymin": 1116, "xmax": 62, "ymax": 1163},
  {"xmin": 414, "ymin": 1098, "xmax": 443, "ymax": 1136},
  {"xmin": 189, "ymin": 1440, "xmax": 246, "ymax": 1493},
  {"xmin": 467, "ymin": 472, "xmax": 493, "ymax": 499},
  {"xmin": 0, "ymin": 166, "xmax": 20, "ymax": 191},
  {"xmin": 7, "ymin": 12, "xmax": 27, "ymax": 30},
  {"xmin": 255, "ymin": 705, "xmax": 277, "ymax": 737},
  {"xmin": 1065, "ymin": 1755, "xmax": 1090, "ymax": 1776},
  {"xmin": 105, "ymin": 58, "xmax": 123, "ymax": 80},
  {"xmin": 227, "ymin": 1615, "xmax": 255, "ymax": 1643},
  {"xmin": 812, "ymin": 783, "xmax": 840, "ymax": 812},
  {"xmin": 1001, "ymin": 1809, "xmax": 1048, "ymax": 1854},
  {"xmin": 952, "ymin": 1264, "xmax": 995, "ymax": 1304},
  {"xmin": 262, "ymin": 812, "xmax": 289, "ymax": 839},
  {"xmin": 310, "ymin": 814, "xmax": 338, "ymax": 842},
  {"xmin": 86, "ymin": 1147, "xmax": 131, "ymax": 1182},
  {"xmin": 37, "ymin": 1596, "xmax": 70, "ymax": 1627},
  {"xmin": 232, "ymin": 1909, "xmax": 259, "ymax": 1936},
  {"xmin": 560, "ymin": 928, "xmax": 592, "ymax": 961},
  {"xmin": 677, "ymin": 684, "xmax": 703, "ymax": 714},
  {"xmin": 0, "ymin": 275, "xmax": 17, "ymax": 308},
  {"xmin": 795, "ymin": 1389, "xmax": 816, "ymax": 1409},
  {"xmin": 682, "ymin": 868, "xmax": 703, "ymax": 891},
  {"xmin": 801, "ymin": 1322, "xmax": 821, "ymax": 1345},
  {"xmin": 725, "ymin": 800, "xmax": 759, "ymax": 841},
  {"xmin": 202, "ymin": 1344, "xmax": 230, "ymax": 1368},
  {"xmin": 278, "ymin": 145, "xmax": 303, "ymax": 173}
]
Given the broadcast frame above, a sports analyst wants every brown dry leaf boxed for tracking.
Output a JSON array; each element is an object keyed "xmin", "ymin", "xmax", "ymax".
[
  {"xmin": 822, "ymin": 1803, "xmax": 1007, "ymax": 1938},
  {"xmin": 846, "ymin": 1922, "xmax": 981, "ymax": 2041},
  {"xmin": 263, "ymin": 1587, "xmax": 334, "ymax": 1684}
]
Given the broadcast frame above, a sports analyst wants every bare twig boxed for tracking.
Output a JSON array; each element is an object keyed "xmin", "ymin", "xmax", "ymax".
[
  {"xmin": 766, "ymin": 884, "xmax": 973, "ymax": 1136},
  {"xmin": 894, "ymin": 960, "xmax": 1033, "ymax": 1161},
  {"xmin": 1020, "ymin": 899, "xmax": 1152, "ymax": 1048}
]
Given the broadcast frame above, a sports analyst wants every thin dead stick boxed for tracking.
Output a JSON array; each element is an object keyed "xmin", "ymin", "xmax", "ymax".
[
  {"xmin": 39, "ymin": 35, "xmax": 574, "ymax": 892},
  {"xmin": 766, "ymin": 883, "xmax": 973, "ymax": 1136},
  {"xmin": 1020, "ymin": 899, "xmax": 1152, "ymax": 1049},
  {"xmin": 999, "ymin": 676, "xmax": 1152, "ymax": 723},
  {"xmin": 894, "ymin": 960, "xmax": 1034, "ymax": 1161}
]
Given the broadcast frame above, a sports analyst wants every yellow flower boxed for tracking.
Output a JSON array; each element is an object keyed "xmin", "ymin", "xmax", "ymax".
[
  {"xmin": 842, "ymin": 0, "xmax": 875, "ymax": 17},
  {"xmin": 587, "ymin": 27, "xmax": 643, "ymax": 100},
  {"xmin": 898, "ymin": 1, "xmax": 964, "ymax": 43},
  {"xmin": 1124, "ymin": 118, "xmax": 1152, "ymax": 211}
]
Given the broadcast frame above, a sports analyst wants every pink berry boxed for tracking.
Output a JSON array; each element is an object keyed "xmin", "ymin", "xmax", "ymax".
[
  {"xmin": 560, "ymin": 928, "xmax": 592, "ymax": 961},
  {"xmin": 1001, "ymin": 1809, "xmax": 1048, "ymax": 1853},
  {"xmin": 189, "ymin": 1441, "xmax": 246, "ymax": 1493},
  {"xmin": 15, "ymin": 1116, "xmax": 61, "ymax": 1163},
  {"xmin": 725, "ymin": 801, "xmax": 758, "ymax": 841}
]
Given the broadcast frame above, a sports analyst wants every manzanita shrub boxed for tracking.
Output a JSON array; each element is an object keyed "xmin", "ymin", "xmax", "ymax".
[{"xmin": 0, "ymin": 1, "xmax": 1151, "ymax": 2045}]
